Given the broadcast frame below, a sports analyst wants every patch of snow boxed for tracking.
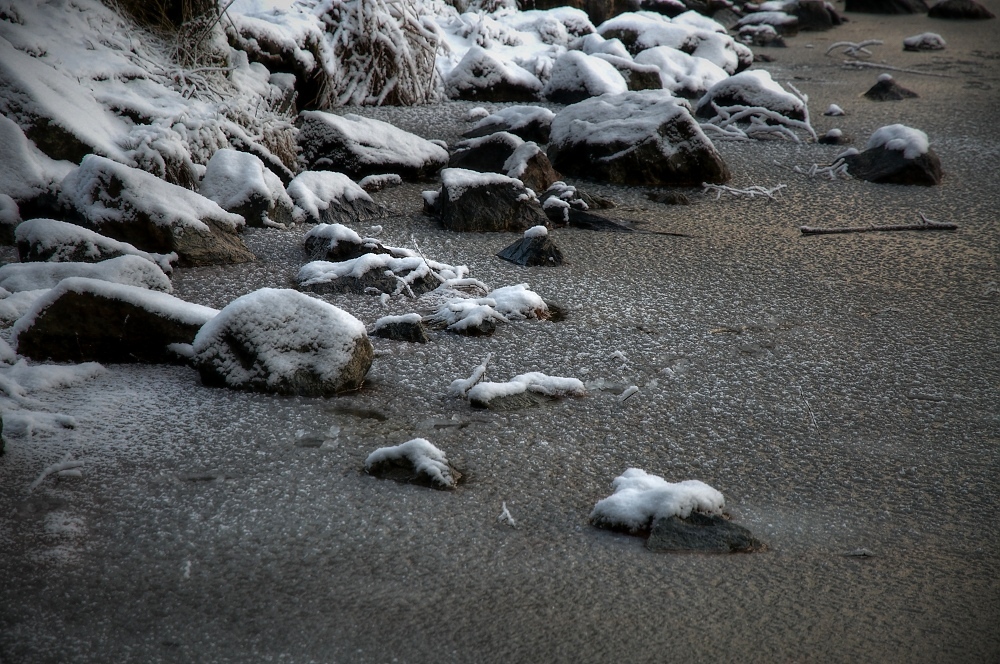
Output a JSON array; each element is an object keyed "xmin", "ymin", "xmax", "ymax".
[
  {"xmin": 590, "ymin": 468, "xmax": 725, "ymax": 532},
  {"xmin": 466, "ymin": 371, "xmax": 585, "ymax": 405},
  {"xmin": 824, "ymin": 104, "xmax": 845, "ymax": 116},
  {"xmin": 903, "ymin": 32, "xmax": 945, "ymax": 50},
  {"xmin": 0, "ymin": 255, "xmax": 171, "ymax": 294},
  {"xmin": 487, "ymin": 284, "xmax": 549, "ymax": 319},
  {"xmin": 365, "ymin": 438, "xmax": 457, "ymax": 488},
  {"xmin": 866, "ymin": 124, "xmax": 929, "ymax": 159},
  {"xmin": 524, "ymin": 225, "xmax": 548, "ymax": 238}
]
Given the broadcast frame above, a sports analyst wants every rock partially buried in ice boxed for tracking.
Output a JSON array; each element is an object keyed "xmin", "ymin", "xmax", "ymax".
[
  {"xmin": 843, "ymin": 124, "xmax": 942, "ymax": 185},
  {"xmin": 365, "ymin": 438, "xmax": 460, "ymax": 489},
  {"xmin": 16, "ymin": 218, "xmax": 176, "ymax": 274},
  {"xmin": 646, "ymin": 512, "xmax": 766, "ymax": 553},
  {"xmin": 864, "ymin": 74, "xmax": 918, "ymax": 101},
  {"xmin": 436, "ymin": 168, "xmax": 546, "ymax": 233},
  {"xmin": 192, "ymin": 288, "xmax": 372, "ymax": 396},
  {"xmin": 443, "ymin": 47, "xmax": 544, "ymax": 102},
  {"xmin": 903, "ymin": 32, "xmax": 946, "ymax": 50},
  {"xmin": 0, "ymin": 255, "xmax": 171, "ymax": 293},
  {"xmin": 287, "ymin": 171, "xmax": 386, "ymax": 225},
  {"xmin": 497, "ymin": 226, "xmax": 564, "ymax": 266},
  {"xmin": 297, "ymin": 111, "xmax": 448, "ymax": 181},
  {"xmin": 927, "ymin": 0, "xmax": 995, "ymax": 18},
  {"xmin": 302, "ymin": 223, "xmax": 386, "ymax": 262},
  {"xmin": 200, "ymin": 149, "xmax": 294, "ymax": 228},
  {"xmin": 462, "ymin": 105, "xmax": 556, "ymax": 144},
  {"xmin": 12, "ymin": 277, "xmax": 217, "ymax": 363},
  {"xmin": 297, "ymin": 251, "xmax": 458, "ymax": 297},
  {"xmin": 371, "ymin": 313, "xmax": 429, "ymax": 343},
  {"xmin": 59, "ymin": 155, "xmax": 254, "ymax": 267},
  {"xmin": 548, "ymin": 91, "xmax": 730, "ymax": 186}
]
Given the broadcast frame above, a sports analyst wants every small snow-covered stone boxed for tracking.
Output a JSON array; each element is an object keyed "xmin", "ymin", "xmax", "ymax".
[
  {"xmin": 436, "ymin": 168, "xmax": 546, "ymax": 233},
  {"xmin": 903, "ymin": 32, "xmax": 946, "ymax": 51},
  {"xmin": 843, "ymin": 124, "xmax": 941, "ymax": 185},
  {"xmin": 543, "ymin": 51, "xmax": 629, "ymax": 104},
  {"xmin": 371, "ymin": 313, "xmax": 428, "ymax": 343},
  {"xmin": 590, "ymin": 468, "xmax": 725, "ymax": 532},
  {"xmin": 863, "ymin": 74, "xmax": 919, "ymax": 101},
  {"xmin": 824, "ymin": 103, "xmax": 846, "ymax": 116},
  {"xmin": 449, "ymin": 132, "xmax": 525, "ymax": 175},
  {"xmin": 634, "ymin": 47, "xmax": 728, "ymax": 98},
  {"xmin": 462, "ymin": 105, "xmax": 555, "ymax": 144},
  {"xmin": 524, "ymin": 225, "xmax": 548, "ymax": 238},
  {"xmin": 365, "ymin": 438, "xmax": 460, "ymax": 489},
  {"xmin": 303, "ymin": 223, "xmax": 384, "ymax": 262},
  {"xmin": 192, "ymin": 288, "xmax": 372, "ymax": 396},
  {"xmin": 734, "ymin": 10, "xmax": 800, "ymax": 36},
  {"xmin": 444, "ymin": 46, "xmax": 543, "ymax": 102},
  {"xmin": 695, "ymin": 70, "xmax": 806, "ymax": 120},
  {"xmin": 287, "ymin": 171, "xmax": 385, "ymax": 225}
]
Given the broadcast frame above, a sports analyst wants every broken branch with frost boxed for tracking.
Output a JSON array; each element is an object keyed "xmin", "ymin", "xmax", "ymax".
[
  {"xmin": 448, "ymin": 353, "xmax": 493, "ymax": 397},
  {"xmin": 800, "ymin": 211, "xmax": 957, "ymax": 235},
  {"xmin": 28, "ymin": 453, "xmax": 84, "ymax": 493},
  {"xmin": 825, "ymin": 39, "xmax": 883, "ymax": 58},
  {"xmin": 702, "ymin": 183, "xmax": 787, "ymax": 201}
]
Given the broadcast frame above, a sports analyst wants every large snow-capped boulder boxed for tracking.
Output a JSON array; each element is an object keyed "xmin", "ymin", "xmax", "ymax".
[
  {"xmin": 436, "ymin": 168, "xmax": 547, "ymax": 232},
  {"xmin": 694, "ymin": 70, "xmax": 806, "ymax": 121},
  {"xmin": 0, "ymin": 116, "xmax": 73, "ymax": 221},
  {"xmin": 842, "ymin": 125, "xmax": 942, "ymax": 185},
  {"xmin": 192, "ymin": 288, "xmax": 373, "ymax": 396},
  {"xmin": 543, "ymin": 51, "xmax": 629, "ymax": 104},
  {"xmin": 287, "ymin": 171, "xmax": 385, "ymax": 225},
  {"xmin": 12, "ymin": 277, "xmax": 216, "ymax": 363},
  {"xmin": 462, "ymin": 105, "xmax": 556, "ymax": 144},
  {"xmin": 16, "ymin": 218, "xmax": 177, "ymax": 274},
  {"xmin": 548, "ymin": 91, "xmax": 730, "ymax": 186},
  {"xmin": 443, "ymin": 46, "xmax": 544, "ymax": 102},
  {"xmin": 298, "ymin": 111, "xmax": 449, "ymax": 181},
  {"xmin": 59, "ymin": 155, "xmax": 254, "ymax": 267},
  {"xmin": 200, "ymin": 149, "xmax": 294, "ymax": 228},
  {"xmin": 633, "ymin": 47, "xmax": 728, "ymax": 98},
  {"xmin": 0, "ymin": 255, "xmax": 171, "ymax": 294},
  {"xmin": 590, "ymin": 54, "xmax": 664, "ymax": 92}
]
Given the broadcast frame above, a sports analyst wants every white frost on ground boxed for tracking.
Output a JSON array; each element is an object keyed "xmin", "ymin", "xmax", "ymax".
[
  {"xmin": 365, "ymin": 438, "xmax": 457, "ymax": 488},
  {"xmin": 590, "ymin": 468, "xmax": 725, "ymax": 532},
  {"xmin": 0, "ymin": 255, "xmax": 172, "ymax": 294},
  {"xmin": 15, "ymin": 219, "xmax": 177, "ymax": 274},
  {"xmin": 866, "ymin": 124, "xmax": 929, "ymax": 159}
]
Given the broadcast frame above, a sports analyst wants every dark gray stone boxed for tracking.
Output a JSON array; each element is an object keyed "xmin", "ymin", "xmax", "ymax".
[
  {"xmin": 843, "ymin": 145, "xmax": 943, "ymax": 185},
  {"xmin": 646, "ymin": 512, "xmax": 766, "ymax": 553},
  {"xmin": 497, "ymin": 235, "xmax": 564, "ymax": 266},
  {"xmin": 449, "ymin": 132, "xmax": 522, "ymax": 174},
  {"xmin": 371, "ymin": 317, "xmax": 430, "ymax": 343},
  {"xmin": 928, "ymin": 0, "xmax": 995, "ymax": 17},
  {"xmin": 864, "ymin": 77, "xmax": 919, "ymax": 100},
  {"xmin": 437, "ymin": 169, "xmax": 546, "ymax": 233},
  {"xmin": 844, "ymin": 0, "xmax": 928, "ymax": 13}
]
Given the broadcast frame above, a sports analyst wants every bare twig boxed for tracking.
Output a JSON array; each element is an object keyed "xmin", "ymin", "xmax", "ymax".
[
  {"xmin": 825, "ymin": 39, "xmax": 883, "ymax": 58},
  {"xmin": 840, "ymin": 61, "xmax": 956, "ymax": 79},
  {"xmin": 800, "ymin": 211, "xmax": 957, "ymax": 235},
  {"xmin": 703, "ymin": 183, "xmax": 787, "ymax": 201}
]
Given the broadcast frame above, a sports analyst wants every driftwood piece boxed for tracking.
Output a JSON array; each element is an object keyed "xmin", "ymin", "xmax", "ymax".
[{"xmin": 800, "ymin": 212, "xmax": 956, "ymax": 235}]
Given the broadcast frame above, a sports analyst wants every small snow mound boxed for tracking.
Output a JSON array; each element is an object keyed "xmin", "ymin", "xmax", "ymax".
[
  {"xmin": 824, "ymin": 104, "xmax": 845, "ymax": 116},
  {"xmin": 466, "ymin": 107, "xmax": 491, "ymax": 121},
  {"xmin": 466, "ymin": 372, "xmax": 585, "ymax": 407},
  {"xmin": 866, "ymin": 124, "xmax": 929, "ymax": 159},
  {"xmin": 488, "ymin": 284, "xmax": 549, "ymax": 320},
  {"xmin": 365, "ymin": 438, "xmax": 458, "ymax": 489},
  {"xmin": 903, "ymin": 32, "xmax": 945, "ymax": 51},
  {"xmin": 524, "ymin": 225, "xmax": 548, "ymax": 238},
  {"xmin": 877, "ymin": 73, "xmax": 893, "ymax": 83},
  {"xmin": 590, "ymin": 468, "xmax": 725, "ymax": 532}
]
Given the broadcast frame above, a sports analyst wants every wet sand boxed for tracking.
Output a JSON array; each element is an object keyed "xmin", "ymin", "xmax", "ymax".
[{"xmin": 1, "ymin": 3, "xmax": 998, "ymax": 662}]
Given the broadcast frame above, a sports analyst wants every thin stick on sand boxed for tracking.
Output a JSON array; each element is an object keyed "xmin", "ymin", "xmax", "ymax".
[{"xmin": 800, "ymin": 212, "xmax": 957, "ymax": 235}]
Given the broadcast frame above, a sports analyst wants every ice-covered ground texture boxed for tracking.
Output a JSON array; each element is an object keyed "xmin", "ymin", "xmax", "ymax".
[{"xmin": 2, "ymin": 4, "xmax": 1000, "ymax": 664}]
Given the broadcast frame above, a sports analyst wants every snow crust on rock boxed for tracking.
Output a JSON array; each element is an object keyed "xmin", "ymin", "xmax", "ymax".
[
  {"xmin": 441, "ymin": 168, "xmax": 524, "ymax": 200},
  {"xmin": 634, "ymin": 47, "xmax": 728, "ymax": 97},
  {"xmin": 373, "ymin": 312, "xmax": 423, "ymax": 328},
  {"xmin": 549, "ymin": 90, "xmax": 694, "ymax": 155},
  {"xmin": 365, "ymin": 438, "xmax": 457, "ymax": 489},
  {"xmin": 672, "ymin": 10, "xmax": 727, "ymax": 33},
  {"xmin": 544, "ymin": 51, "xmax": 628, "ymax": 99},
  {"xmin": 299, "ymin": 111, "xmax": 449, "ymax": 170},
  {"xmin": 577, "ymin": 33, "xmax": 633, "ymax": 59},
  {"xmin": 11, "ymin": 277, "xmax": 217, "ymax": 345},
  {"xmin": 443, "ymin": 46, "xmax": 544, "ymax": 98},
  {"xmin": 0, "ymin": 256, "xmax": 171, "ymax": 294},
  {"xmin": 287, "ymin": 171, "xmax": 378, "ymax": 224},
  {"xmin": 60, "ymin": 155, "xmax": 245, "ymax": 233},
  {"xmin": 192, "ymin": 288, "xmax": 367, "ymax": 391},
  {"xmin": 590, "ymin": 468, "xmax": 725, "ymax": 532},
  {"xmin": 297, "ymin": 252, "xmax": 464, "ymax": 291},
  {"xmin": 734, "ymin": 11, "xmax": 798, "ymax": 27},
  {"xmin": 200, "ymin": 149, "xmax": 293, "ymax": 219},
  {"xmin": 15, "ymin": 218, "xmax": 176, "ymax": 274},
  {"xmin": 466, "ymin": 372, "xmax": 585, "ymax": 405},
  {"xmin": 468, "ymin": 105, "xmax": 555, "ymax": 134},
  {"xmin": 0, "ymin": 116, "xmax": 74, "ymax": 203},
  {"xmin": 696, "ymin": 70, "xmax": 804, "ymax": 118},
  {"xmin": 524, "ymin": 225, "xmax": 548, "ymax": 238},
  {"xmin": 488, "ymin": 284, "xmax": 549, "ymax": 319},
  {"xmin": 866, "ymin": 124, "xmax": 930, "ymax": 159},
  {"xmin": 503, "ymin": 142, "xmax": 545, "ymax": 179}
]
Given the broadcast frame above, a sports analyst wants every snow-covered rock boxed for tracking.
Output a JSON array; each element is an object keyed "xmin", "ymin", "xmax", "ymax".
[
  {"xmin": 298, "ymin": 111, "xmax": 449, "ymax": 181},
  {"xmin": 297, "ymin": 252, "xmax": 461, "ymax": 297},
  {"xmin": 466, "ymin": 372, "xmax": 584, "ymax": 409},
  {"xmin": 548, "ymin": 91, "xmax": 730, "ymax": 186},
  {"xmin": 449, "ymin": 132, "xmax": 526, "ymax": 175},
  {"xmin": 0, "ymin": 255, "xmax": 171, "ymax": 294},
  {"xmin": 287, "ymin": 171, "xmax": 385, "ymax": 226},
  {"xmin": 370, "ymin": 313, "xmax": 429, "ymax": 343},
  {"xmin": 577, "ymin": 33, "xmax": 633, "ymax": 59},
  {"xmin": 0, "ymin": 194, "xmax": 21, "ymax": 245},
  {"xmin": 443, "ymin": 46, "xmax": 544, "ymax": 102},
  {"xmin": 192, "ymin": 288, "xmax": 373, "ymax": 396},
  {"xmin": 303, "ymin": 223, "xmax": 385, "ymax": 262},
  {"xmin": 633, "ymin": 47, "xmax": 728, "ymax": 98},
  {"xmin": 435, "ymin": 168, "xmax": 546, "ymax": 232},
  {"xmin": 426, "ymin": 297, "xmax": 508, "ymax": 336},
  {"xmin": 737, "ymin": 24, "xmax": 787, "ymax": 47},
  {"xmin": 15, "ymin": 218, "xmax": 176, "ymax": 274},
  {"xmin": 12, "ymin": 277, "xmax": 216, "ymax": 363},
  {"xmin": 200, "ymin": 149, "xmax": 294, "ymax": 228},
  {"xmin": 694, "ymin": 70, "xmax": 806, "ymax": 121},
  {"xmin": 844, "ymin": 0, "xmax": 929, "ymax": 13},
  {"xmin": 863, "ymin": 74, "xmax": 919, "ymax": 101},
  {"xmin": 903, "ymin": 32, "xmax": 946, "ymax": 51},
  {"xmin": 590, "ymin": 54, "xmax": 664, "ymax": 92},
  {"xmin": 734, "ymin": 11, "xmax": 800, "ymax": 36},
  {"xmin": 365, "ymin": 438, "xmax": 460, "ymax": 489},
  {"xmin": 59, "ymin": 155, "xmax": 254, "ymax": 266},
  {"xmin": 589, "ymin": 468, "xmax": 725, "ymax": 532},
  {"xmin": 0, "ymin": 116, "xmax": 73, "ymax": 219},
  {"xmin": 543, "ymin": 51, "xmax": 629, "ymax": 104},
  {"xmin": 497, "ymin": 225, "xmax": 564, "ymax": 266},
  {"xmin": 842, "ymin": 124, "xmax": 942, "ymax": 185},
  {"xmin": 503, "ymin": 142, "xmax": 561, "ymax": 193}
]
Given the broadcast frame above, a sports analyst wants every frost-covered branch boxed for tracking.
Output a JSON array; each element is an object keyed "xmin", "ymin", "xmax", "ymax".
[
  {"xmin": 825, "ymin": 39, "xmax": 883, "ymax": 58},
  {"xmin": 702, "ymin": 183, "xmax": 787, "ymax": 201},
  {"xmin": 28, "ymin": 453, "xmax": 84, "ymax": 493},
  {"xmin": 448, "ymin": 353, "xmax": 493, "ymax": 397},
  {"xmin": 704, "ymin": 100, "xmax": 816, "ymax": 144},
  {"xmin": 794, "ymin": 158, "xmax": 850, "ymax": 179},
  {"xmin": 839, "ymin": 61, "xmax": 956, "ymax": 78}
]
